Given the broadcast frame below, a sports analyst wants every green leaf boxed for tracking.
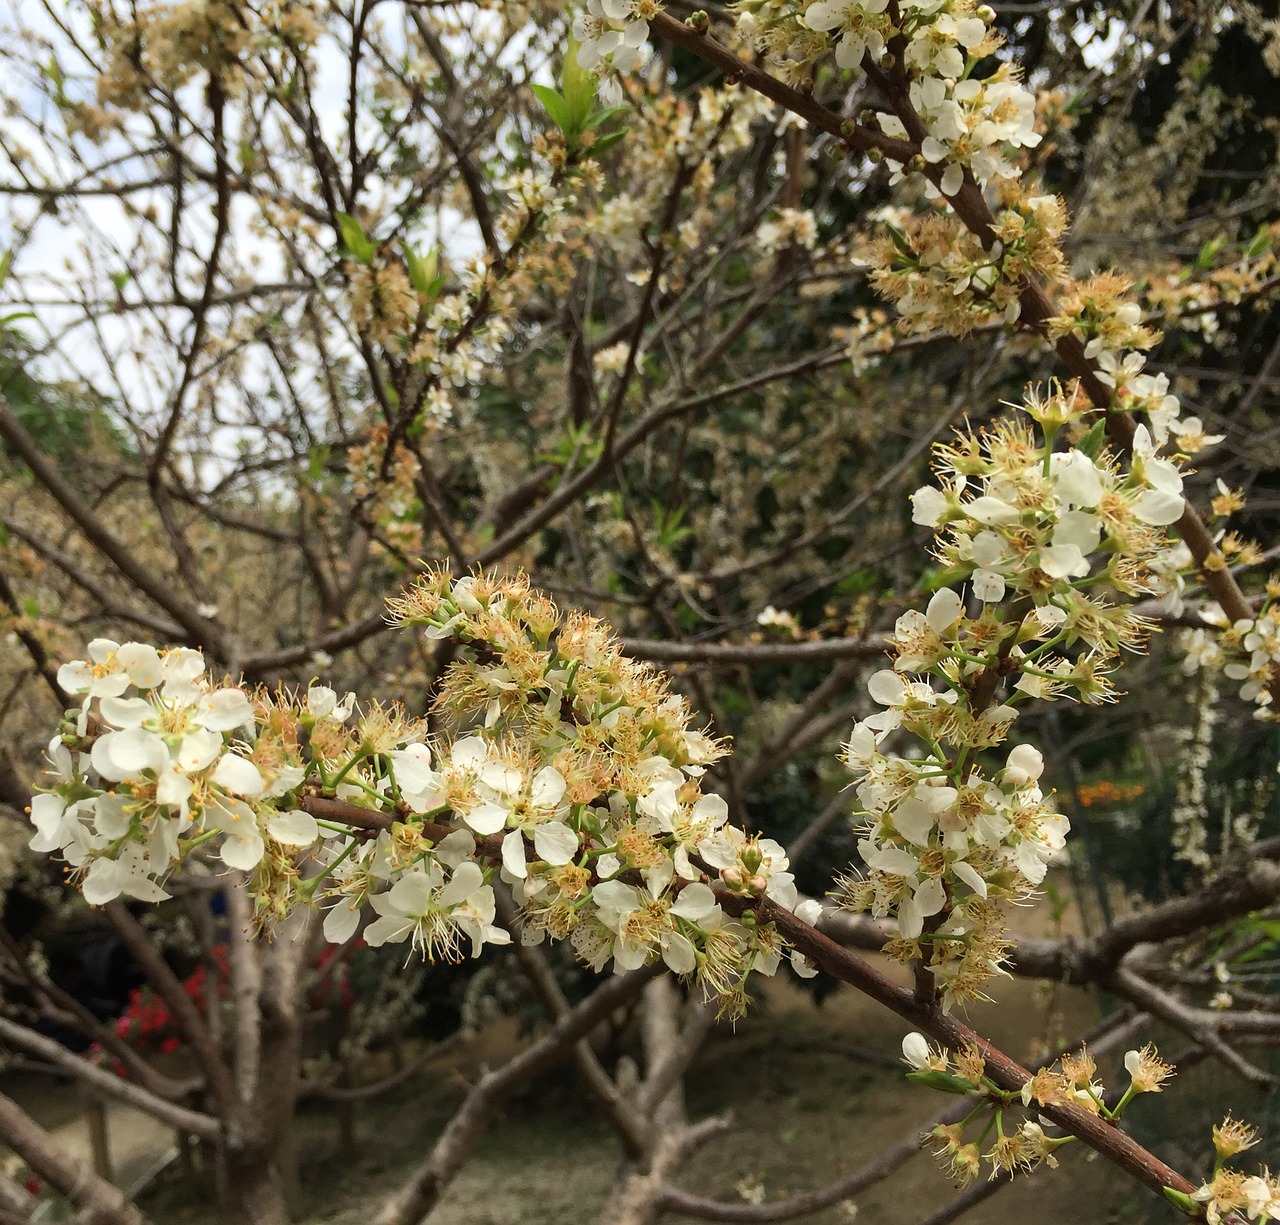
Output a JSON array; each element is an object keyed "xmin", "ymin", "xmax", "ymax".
[
  {"xmin": 583, "ymin": 106, "xmax": 628, "ymax": 132},
  {"xmin": 1076, "ymin": 418, "xmax": 1107, "ymax": 459},
  {"xmin": 0, "ymin": 249, "xmax": 11, "ymax": 290},
  {"xmin": 0, "ymin": 522, "xmax": 10, "ymax": 547},
  {"xmin": 1063, "ymin": 91, "xmax": 1090, "ymax": 117},
  {"xmin": 405, "ymin": 244, "xmax": 440, "ymax": 296},
  {"xmin": 1195, "ymin": 235, "xmax": 1226, "ymax": 270},
  {"xmin": 882, "ymin": 222, "xmax": 913, "ymax": 258},
  {"xmin": 586, "ymin": 129, "xmax": 628, "ymax": 156},
  {"xmin": 1245, "ymin": 224, "xmax": 1272, "ymax": 260},
  {"xmin": 335, "ymin": 212, "xmax": 376, "ymax": 264},
  {"xmin": 531, "ymin": 84, "xmax": 572, "ymax": 135},
  {"xmin": 562, "ymin": 38, "xmax": 598, "ymax": 131},
  {"xmin": 920, "ymin": 566, "xmax": 969, "ymax": 593},
  {"xmin": 306, "ymin": 445, "xmax": 330, "ymax": 483},
  {"xmin": 111, "ymin": 271, "xmax": 130, "ymax": 293}
]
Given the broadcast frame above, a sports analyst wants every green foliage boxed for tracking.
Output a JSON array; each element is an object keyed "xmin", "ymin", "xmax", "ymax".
[
  {"xmin": 336, "ymin": 212, "xmax": 376, "ymax": 264},
  {"xmin": 531, "ymin": 41, "xmax": 628, "ymax": 152},
  {"xmin": 0, "ymin": 304, "xmax": 132, "ymax": 476},
  {"xmin": 404, "ymin": 243, "xmax": 444, "ymax": 297}
]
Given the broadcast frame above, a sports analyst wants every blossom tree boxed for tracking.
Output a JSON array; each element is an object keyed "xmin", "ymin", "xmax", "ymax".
[{"xmin": 1, "ymin": 0, "xmax": 1280, "ymax": 1223}]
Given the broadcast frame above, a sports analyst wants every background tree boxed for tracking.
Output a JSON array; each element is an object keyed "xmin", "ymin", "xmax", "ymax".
[{"xmin": 0, "ymin": 1, "xmax": 1279, "ymax": 1223}]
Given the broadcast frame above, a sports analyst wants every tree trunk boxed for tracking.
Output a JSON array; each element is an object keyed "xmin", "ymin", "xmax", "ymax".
[{"xmin": 221, "ymin": 1153, "xmax": 292, "ymax": 1225}]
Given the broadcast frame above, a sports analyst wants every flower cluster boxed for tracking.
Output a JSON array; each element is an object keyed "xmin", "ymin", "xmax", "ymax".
[
  {"xmin": 583, "ymin": 83, "xmax": 777, "ymax": 299},
  {"xmin": 916, "ymin": 404, "xmax": 1186, "ymax": 620},
  {"xmin": 93, "ymin": 1, "xmax": 322, "ymax": 118},
  {"xmin": 345, "ymin": 421, "xmax": 427, "ymax": 555},
  {"xmin": 31, "ymin": 640, "xmax": 316, "ymax": 905},
  {"xmin": 870, "ymin": 188, "xmax": 1067, "ymax": 335},
  {"xmin": 755, "ymin": 208, "xmax": 819, "ymax": 255},
  {"xmin": 574, "ymin": 0, "xmax": 659, "ymax": 104},
  {"xmin": 31, "ymin": 572, "xmax": 821, "ymax": 1017},
  {"xmin": 844, "ymin": 733, "xmax": 1062, "ymax": 992},
  {"xmin": 339, "ymin": 153, "xmax": 587, "ymax": 429},
  {"xmin": 1045, "ymin": 272, "xmax": 1224, "ymax": 451},
  {"xmin": 373, "ymin": 570, "xmax": 815, "ymax": 1009},
  {"xmin": 903, "ymin": 1033, "xmax": 1173, "ymax": 1186},
  {"xmin": 837, "ymin": 385, "xmax": 1196, "ymax": 1004},
  {"xmin": 735, "ymin": 0, "xmax": 1038, "ymax": 193},
  {"xmin": 1220, "ymin": 605, "xmax": 1280, "ymax": 715},
  {"xmin": 883, "ymin": 61, "xmax": 1040, "ymax": 198},
  {"xmin": 1190, "ymin": 1117, "xmax": 1280, "ymax": 1224},
  {"xmin": 1181, "ymin": 575, "xmax": 1280, "ymax": 721}
]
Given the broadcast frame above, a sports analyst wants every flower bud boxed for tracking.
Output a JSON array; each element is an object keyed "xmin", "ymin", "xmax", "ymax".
[{"xmin": 902, "ymin": 1032, "xmax": 930, "ymax": 1068}]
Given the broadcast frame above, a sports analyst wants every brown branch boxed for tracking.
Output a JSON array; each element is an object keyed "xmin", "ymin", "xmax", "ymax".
[
  {"xmin": 0, "ymin": 565, "xmax": 67, "ymax": 705},
  {"xmin": 0, "ymin": 519, "xmax": 186, "ymax": 641},
  {"xmin": 0, "ymin": 394, "xmax": 230, "ymax": 657},
  {"xmin": 617, "ymin": 634, "xmax": 889, "ymax": 666},
  {"xmin": 737, "ymin": 893, "xmax": 1201, "ymax": 1204},
  {"xmin": 223, "ymin": 880, "xmax": 262, "ymax": 1106},
  {"xmin": 1110, "ymin": 963, "xmax": 1279, "ymax": 1088},
  {"xmin": 149, "ymin": 76, "xmax": 232, "ymax": 477},
  {"xmin": 659, "ymin": 1113, "xmax": 941, "ymax": 1222},
  {"xmin": 102, "ymin": 902, "xmax": 239, "ymax": 1126},
  {"xmin": 298, "ymin": 1034, "xmax": 461, "ymax": 1102},
  {"xmin": 0, "ymin": 926, "xmax": 192, "ymax": 1101},
  {"xmin": 0, "ymin": 1170, "xmax": 34, "ymax": 1223},
  {"xmin": 497, "ymin": 888, "xmax": 651, "ymax": 1159},
  {"xmin": 649, "ymin": 14, "xmax": 913, "ymax": 163},
  {"xmin": 0, "ymin": 1091, "xmax": 153, "ymax": 1225},
  {"xmin": 373, "ymin": 965, "xmax": 658, "ymax": 1225},
  {"xmin": 816, "ymin": 851, "xmax": 1280, "ymax": 987},
  {"xmin": 0, "ymin": 1018, "xmax": 222, "ymax": 1139},
  {"xmin": 1008, "ymin": 856, "xmax": 1280, "ymax": 983},
  {"xmin": 658, "ymin": 1002, "xmax": 1149, "ymax": 1221}
]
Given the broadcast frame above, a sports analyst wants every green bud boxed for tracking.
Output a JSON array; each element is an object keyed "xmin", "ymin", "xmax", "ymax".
[
  {"xmin": 1160, "ymin": 1188, "xmax": 1198, "ymax": 1217},
  {"xmin": 906, "ymin": 1069, "xmax": 980, "ymax": 1095}
]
